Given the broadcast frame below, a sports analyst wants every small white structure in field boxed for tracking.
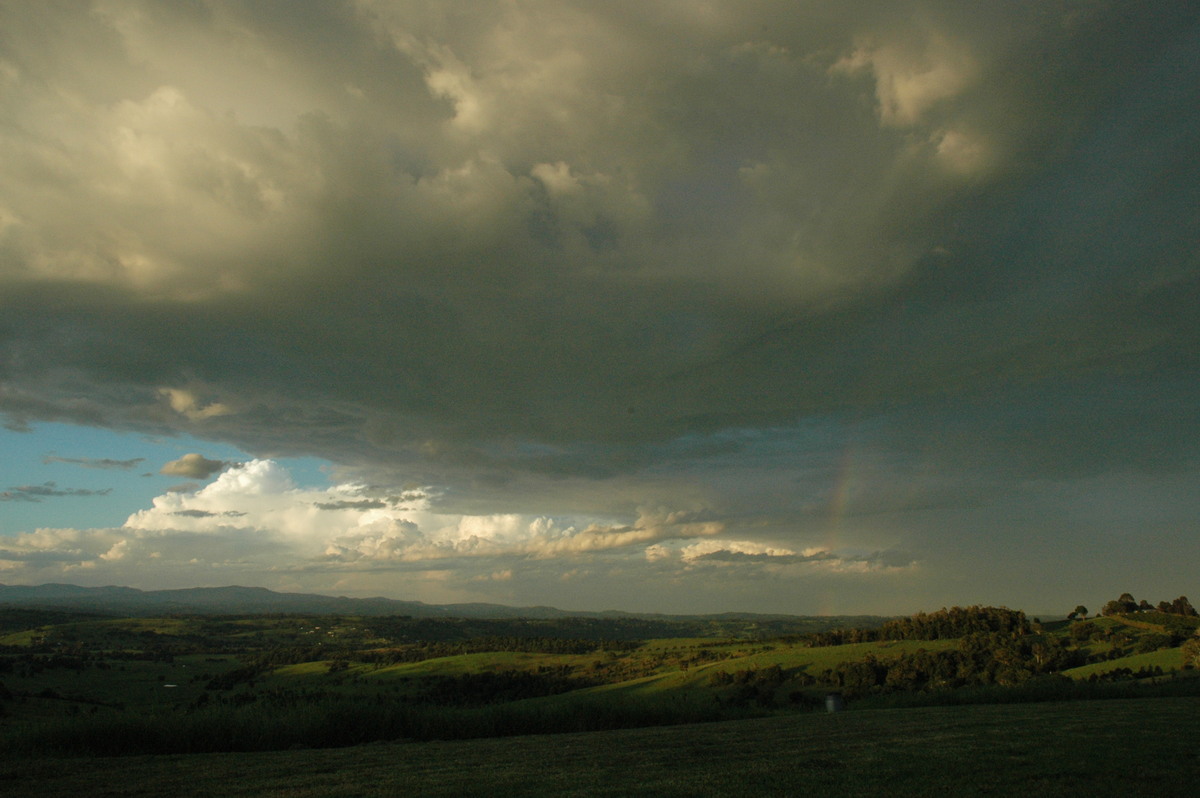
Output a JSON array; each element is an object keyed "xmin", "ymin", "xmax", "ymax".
[{"xmin": 824, "ymin": 692, "xmax": 844, "ymax": 713}]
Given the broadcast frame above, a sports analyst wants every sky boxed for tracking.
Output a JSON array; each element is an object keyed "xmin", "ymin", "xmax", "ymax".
[{"xmin": 1, "ymin": 1, "xmax": 1198, "ymax": 616}]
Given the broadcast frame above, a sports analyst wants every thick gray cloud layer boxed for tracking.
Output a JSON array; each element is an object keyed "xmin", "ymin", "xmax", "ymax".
[{"xmin": 1, "ymin": 2, "xmax": 1197, "ymax": 611}]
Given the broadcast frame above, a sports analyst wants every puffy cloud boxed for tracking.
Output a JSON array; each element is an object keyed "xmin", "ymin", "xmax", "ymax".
[
  {"xmin": 6, "ymin": 457, "xmax": 728, "ymax": 583},
  {"xmin": 0, "ymin": 523, "xmax": 283, "ymax": 585},
  {"xmin": 0, "ymin": 460, "xmax": 732, "ymax": 591},
  {"xmin": 322, "ymin": 518, "xmax": 427, "ymax": 563},
  {"xmin": 127, "ymin": 460, "xmax": 306, "ymax": 538},
  {"xmin": 320, "ymin": 502, "xmax": 724, "ymax": 564},
  {"xmin": 160, "ymin": 453, "xmax": 229, "ymax": 479},
  {"xmin": 0, "ymin": 527, "xmax": 124, "ymax": 566},
  {"xmin": 521, "ymin": 510, "xmax": 724, "ymax": 559},
  {"xmin": 159, "ymin": 390, "xmax": 233, "ymax": 422},
  {"xmin": 680, "ymin": 540, "xmax": 835, "ymax": 564}
]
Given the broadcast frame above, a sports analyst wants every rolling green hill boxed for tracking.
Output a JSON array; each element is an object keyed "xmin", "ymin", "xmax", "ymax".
[{"xmin": 2, "ymin": 603, "xmax": 1197, "ymax": 761}]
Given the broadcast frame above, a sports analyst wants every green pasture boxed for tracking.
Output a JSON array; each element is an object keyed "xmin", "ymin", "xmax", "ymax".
[
  {"xmin": 267, "ymin": 637, "xmax": 963, "ymax": 695},
  {"xmin": 680, "ymin": 638, "xmax": 959, "ymax": 677},
  {"xmin": 363, "ymin": 650, "xmax": 591, "ymax": 678},
  {"xmin": 7, "ymin": 697, "xmax": 1198, "ymax": 797},
  {"xmin": 1063, "ymin": 647, "xmax": 1184, "ymax": 679}
]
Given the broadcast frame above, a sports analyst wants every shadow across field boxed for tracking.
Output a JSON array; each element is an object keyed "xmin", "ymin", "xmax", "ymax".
[{"xmin": 5, "ymin": 696, "xmax": 1197, "ymax": 797}]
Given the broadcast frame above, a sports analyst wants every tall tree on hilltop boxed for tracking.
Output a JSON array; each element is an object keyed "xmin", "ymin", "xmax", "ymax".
[
  {"xmin": 1167, "ymin": 596, "xmax": 1198, "ymax": 617},
  {"xmin": 1102, "ymin": 593, "xmax": 1140, "ymax": 615}
]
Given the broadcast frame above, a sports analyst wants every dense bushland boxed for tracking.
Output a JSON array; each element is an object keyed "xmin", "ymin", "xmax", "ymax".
[
  {"xmin": 851, "ymin": 670, "xmax": 1200, "ymax": 710},
  {"xmin": 803, "ymin": 606, "xmax": 1031, "ymax": 647}
]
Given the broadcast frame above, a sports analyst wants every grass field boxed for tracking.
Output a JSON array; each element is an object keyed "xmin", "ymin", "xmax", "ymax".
[
  {"xmin": 1064, "ymin": 647, "xmax": 1183, "ymax": 679},
  {"xmin": 4, "ymin": 696, "xmax": 1196, "ymax": 797}
]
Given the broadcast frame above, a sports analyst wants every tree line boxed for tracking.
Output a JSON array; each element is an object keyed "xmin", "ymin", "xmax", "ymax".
[
  {"xmin": 801, "ymin": 606, "xmax": 1031, "ymax": 647},
  {"xmin": 1099, "ymin": 593, "xmax": 1197, "ymax": 617}
]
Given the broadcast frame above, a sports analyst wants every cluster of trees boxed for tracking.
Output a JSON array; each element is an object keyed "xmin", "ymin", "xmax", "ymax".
[
  {"xmin": 1087, "ymin": 666, "xmax": 1168, "ymax": 682},
  {"xmin": 811, "ymin": 631, "xmax": 1085, "ymax": 697},
  {"xmin": 204, "ymin": 664, "xmax": 263, "ymax": 691},
  {"xmin": 417, "ymin": 666, "xmax": 599, "ymax": 706},
  {"xmin": 1099, "ymin": 593, "xmax": 1197, "ymax": 617},
  {"xmin": 1068, "ymin": 621, "xmax": 1187, "ymax": 654},
  {"xmin": 708, "ymin": 664, "xmax": 789, "ymax": 707},
  {"xmin": 805, "ymin": 606, "xmax": 1031, "ymax": 647},
  {"xmin": 807, "ymin": 599, "xmax": 1200, "ymax": 698},
  {"xmin": 708, "ymin": 664, "xmax": 785, "ymax": 688},
  {"xmin": 357, "ymin": 636, "xmax": 638, "ymax": 665},
  {"xmin": 1182, "ymin": 638, "xmax": 1200, "ymax": 669}
]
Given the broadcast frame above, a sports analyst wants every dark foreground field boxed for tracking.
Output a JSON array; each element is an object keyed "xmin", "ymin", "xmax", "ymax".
[{"xmin": 5, "ymin": 696, "xmax": 1197, "ymax": 797}]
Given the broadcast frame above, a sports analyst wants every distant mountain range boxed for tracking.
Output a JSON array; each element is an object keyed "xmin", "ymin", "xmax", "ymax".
[{"xmin": 0, "ymin": 583, "xmax": 838, "ymax": 622}]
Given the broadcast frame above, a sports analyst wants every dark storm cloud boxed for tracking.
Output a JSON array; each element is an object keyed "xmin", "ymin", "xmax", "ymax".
[{"xmin": 0, "ymin": 2, "xmax": 1197, "ymax": 610}]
